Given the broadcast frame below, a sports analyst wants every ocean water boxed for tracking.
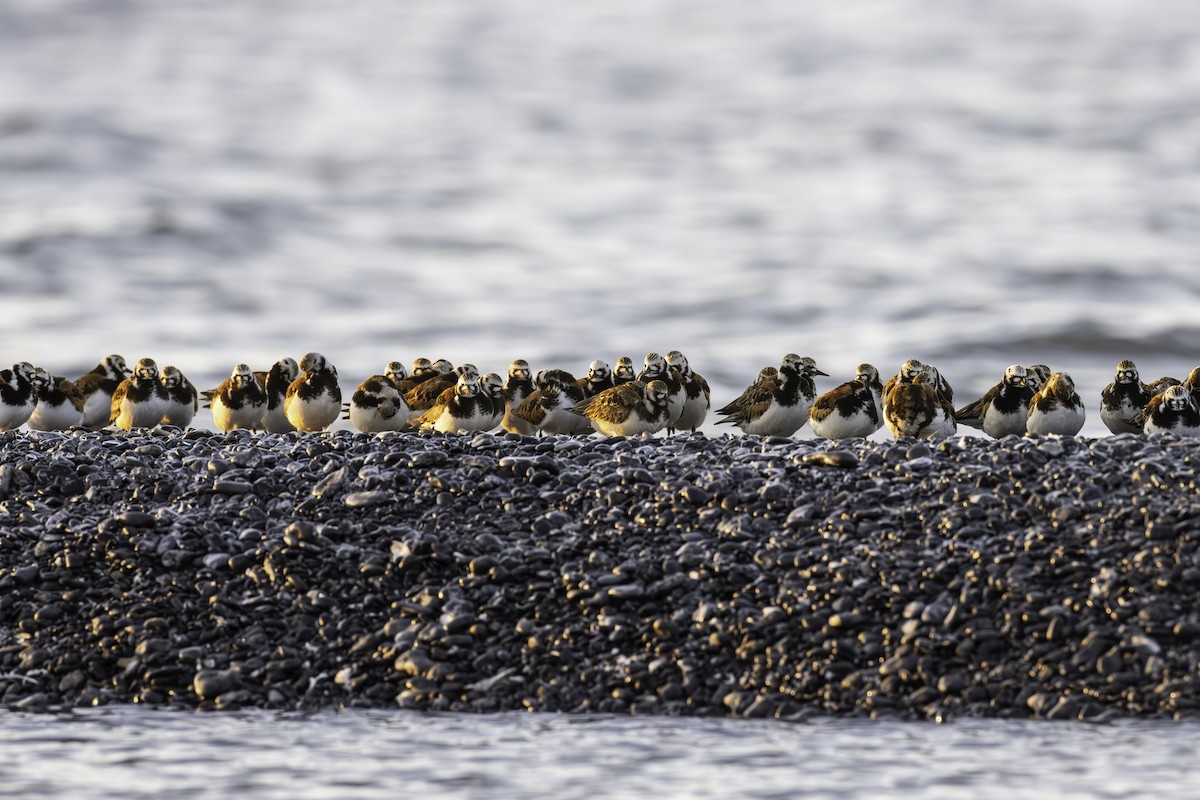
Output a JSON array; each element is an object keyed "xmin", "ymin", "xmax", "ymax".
[
  {"xmin": 3, "ymin": 0, "xmax": 1200, "ymax": 437},
  {"xmin": 3, "ymin": 0, "xmax": 1200, "ymax": 794},
  {"xmin": 1, "ymin": 709, "xmax": 1198, "ymax": 800}
]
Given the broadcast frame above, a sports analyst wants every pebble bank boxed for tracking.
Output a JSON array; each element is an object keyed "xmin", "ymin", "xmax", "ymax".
[{"xmin": 1, "ymin": 427, "xmax": 1198, "ymax": 721}]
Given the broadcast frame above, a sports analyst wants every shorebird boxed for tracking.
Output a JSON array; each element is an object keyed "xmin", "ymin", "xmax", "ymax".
[
  {"xmin": 1026, "ymin": 371, "xmax": 1086, "ymax": 436},
  {"xmin": 955, "ymin": 364, "xmax": 1034, "ymax": 438},
  {"xmin": 75, "ymin": 354, "xmax": 130, "ymax": 428},
  {"xmin": 809, "ymin": 363, "xmax": 884, "ymax": 439},
  {"xmin": 715, "ymin": 354, "xmax": 826, "ymax": 437},
  {"xmin": 110, "ymin": 357, "xmax": 168, "ymax": 431},
  {"xmin": 1099, "ymin": 359, "xmax": 1151, "ymax": 435},
  {"xmin": 284, "ymin": 352, "xmax": 342, "ymax": 432},
  {"xmin": 159, "ymin": 365, "xmax": 199, "ymax": 428},
  {"xmin": 209, "ymin": 363, "xmax": 267, "ymax": 432},
  {"xmin": 569, "ymin": 379, "xmax": 671, "ymax": 436}
]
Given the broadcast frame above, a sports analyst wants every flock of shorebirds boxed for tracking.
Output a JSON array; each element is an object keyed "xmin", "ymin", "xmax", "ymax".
[{"xmin": 1, "ymin": 352, "xmax": 1198, "ymax": 439}]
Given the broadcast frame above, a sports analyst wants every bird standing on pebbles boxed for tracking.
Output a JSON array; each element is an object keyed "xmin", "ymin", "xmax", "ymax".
[
  {"xmin": 715, "ymin": 354, "xmax": 827, "ymax": 437},
  {"xmin": 109, "ymin": 358, "xmax": 168, "ymax": 431},
  {"xmin": 809, "ymin": 364, "xmax": 883, "ymax": 439},
  {"xmin": 1142, "ymin": 384, "xmax": 1200, "ymax": 436},
  {"xmin": 569, "ymin": 379, "xmax": 671, "ymax": 436},
  {"xmin": 666, "ymin": 350, "xmax": 710, "ymax": 433},
  {"xmin": 0, "ymin": 362, "xmax": 44, "ymax": 431},
  {"xmin": 418, "ymin": 372, "xmax": 493, "ymax": 433},
  {"xmin": 159, "ymin": 365, "xmax": 198, "ymax": 428},
  {"xmin": 1026, "ymin": 371, "xmax": 1086, "ymax": 436},
  {"xmin": 76, "ymin": 354, "xmax": 130, "ymax": 428},
  {"xmin": 884, "ymin": 365, "xmax": 956, "ymax": 440},
  {"xmin": 28, "ymin": 374, "xmax": 84, "ymax": 431},
  {"xmin": 210, "ymin": 363, "xmax": 268, "ymax": 432},
  {"xmin": 285, "ymin": 352, "xmax": 342, "ymax": 432},
  {"xmin": 346, "ymin": 374, "xmax": 409, "ymax": 433},
  {"xmin": 511, "ymin": 369, "xmax": 591, "ymax": 435},
  {"xmin": 255, "ymin": 357, "xmax": 300, "ymax": 433},
  {"xmin": 501, "ymin": 359, "xmax": 537, "ymax": 435},
  {"xmin": 1100, "ymin": 359, "xmax": 1151, "ymax": 435},
  {"xmin": 955, "ymin": 364, "xmax": 1034, "ymax": 438}
]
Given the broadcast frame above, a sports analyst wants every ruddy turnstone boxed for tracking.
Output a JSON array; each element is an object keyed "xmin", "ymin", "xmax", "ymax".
[
  {"xmin": 1145, "ymin": 374, "xmax": 1182, "ymax": 397},
  {"xmin": 383, "ymin": 361, "xmax": 408, "ymax": 388},
  {"xmin": 75, "ymin": 354, "xmax": 130, "ymax": 428},
  {"xmin": 405, "ymin": 363, "xmax": 476, "ymax": 424},
  {"xmin": 1024, "ymin": 364, "xmax": 1052, "ymax": 395},
  {"xmin": 418, "ymin": 372, "xmax": 493, "ymax": 433},
  {"xmin": 666, "ymin": 350, "xmax": 711, "ymax": 433},
  {"xmin": 0, "ymin": 362, "xmax": 42, "ymax": 431},
  {"xmin": 1099, "ymin": 359, "xmax": 1151, "ymax": 435},
  {"xmin": 110, "ymin": 357, "xmax": 168, "ymax": 431},
  {"xmin": 209, "ymin": 363, "xmax": 268, "ymax": 432},
  {"xmin": 347, "ymin": 373, "xmax": 409, "ymax": 433},
  {"xmin": 569, "ymin": 379, "xmax": 671, "ymax": 436},
  {"xmin": 511, "ymin": 370, "xmax": 591, "ymax": 435},
  {"xmin": 637, "ymin": 352, "xmax": 685, "ymax": 426},
  {"xmin": 158, "ymin": 365, "xmax": 198, "ymax": 428},
  {"xmin": 612, "ymin": 356, "xmax": 638, "ymax": 386},
  {"xmin": 390, "ymin": 358, "xmax": 435, "ymax": 395},
  {"xmin": 715, "ymin": 354, "xmax": 827, "ymax": 437},
  {"xmin": 577, "ymin": 359, "xmax": 614, "ymax": 398},
  {"xmin": 1142, "ymin": 384, "xmax": 1200, "ymax": 436},
  {"xmin": 285, "ymin": 352, "xmax": 342, "ymax": 432},
  {"xmin": 28, "ymin": 374, "xmax": 84, "ymax": 431},
  {"xmin": 884, "ymin": 365, "xmax": 956, "ymax": 440},
  {"xmin": 1026, "ymin": 371, "xmax": 1086, "ymax": 436},
  {"xmin": 501, "ymin": 359, "xmax": 537, "ymax": 435},
  {"xmin": 809, "ymin": 363, "xmax": 883, "ymax": 439},
  {"xmin": 479, "ymin": 372, "xmax": 507, "ymax": 431},
  {"xmin": 954, "ymin": 364, "xmax": 1034, "ymax": 438},
  {"xmin": 256, "ymin": 357, "xmax": 300, "ymax": 433}
]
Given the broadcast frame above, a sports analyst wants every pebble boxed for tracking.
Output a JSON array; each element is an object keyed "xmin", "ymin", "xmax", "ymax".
[{"xmin": 0, "ymin": 429, "xmax": 1197, "ymax": 721}]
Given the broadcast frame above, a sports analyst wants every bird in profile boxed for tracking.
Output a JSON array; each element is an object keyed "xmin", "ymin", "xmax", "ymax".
[
  {"xmin": 1141, "ymin": 384, "xmax": 1200, "ymax": 436},
  {"xmin": 110, "ymin": 357, "xmax": 168, "ymax": 431},
  {"xmin": 809, "ymin": 363, "xmax": 883, "ymax": 439},
  {"xmin": 159, "ymin": 365, "xmax": 199, "ymax": 428},
  {"xmin": 715, "ymin": 354, "xmax": 827, "ymax": 437},
  {"xmin": 346, "ymin": 373, "xmax": 410, "ymax": 433},
  {"xmin": 884, "ymin": 364, "xmax": 956, "ymax": 440},
  {"xmin": 210, "ymin": 363, "xmax": 268, "ymax": 432},
  {"xmin": 257, "ymin": 357, "xmax": 300, "ymax": 433},
  {"xmin": 954, "ymin": 364, "xmax": 1034, "ymax": 438},
  {"xmin": 75, "ymin": 354, "xmax": 130, "ymax": 428},
  {"xmin": 569, "ymin": 379, "xmax": 671, "ymax": 436},
  {"xmin": 666, "ymin": 350, "xmax": 710, "ymax": 433},
  {"xmin": 1099, "ymin": 359, "xmax": 1151, "ymax": 435},
  {"xmin": 510, "ymin": 369, "xmax": 590, "ymax": 435},
  {"xmin": 284, "ymin": 352, "xmax": 342, "ymax": 432},
  {"xmin": 1026, "ymin": 371, "xmax": 1086, "ymax": 436}
]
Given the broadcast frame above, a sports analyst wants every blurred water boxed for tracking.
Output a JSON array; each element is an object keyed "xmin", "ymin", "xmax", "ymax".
[
  {"xmin": 1, "ymin": 709, "xmax": 1198, "ymax": 800},
  {"xmin": 2, "ymin": 0, "xmax": 1200, "ymax": 435}
]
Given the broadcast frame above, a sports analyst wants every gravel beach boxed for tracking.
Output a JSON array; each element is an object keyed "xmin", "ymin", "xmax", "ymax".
[{"xmin": 1, "ymin": 427, "xmax": 1198, "ymax": 721}]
